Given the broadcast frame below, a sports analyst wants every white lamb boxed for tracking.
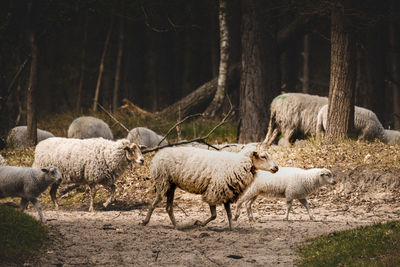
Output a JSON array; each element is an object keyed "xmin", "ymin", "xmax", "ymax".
[
  {"xmin": 67, "ymin": 116, "xmax": 114, "ymax": 140},
  {"xmin": 384, "ymin": 129, "xmax": 400, "ymax": 145},
  {"xmin": 141, "ymin": 145, "xmax": 279, "ymax": 229},
  {"xmin": 0, "ymin": 166, "xmax": 62, "ymax": 222},
  {"xmin": 316, "ymin": 104, "xmax": 386, "ymax": 142},
  {"xmin": 234, "ymin": 167, "xmax": 335, "ymax": 221},
  {"xmin": 32, "ymin": 137, "xmax": 144, "ymax": 212}
]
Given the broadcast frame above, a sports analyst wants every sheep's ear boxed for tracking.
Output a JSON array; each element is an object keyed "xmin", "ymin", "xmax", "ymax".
[{"xmin": 41, "ymin": 168, "xmax": 49, "ymax": 173}]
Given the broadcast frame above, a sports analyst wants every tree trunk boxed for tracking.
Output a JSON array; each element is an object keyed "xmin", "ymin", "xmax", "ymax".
[
  {"xmin": 26, "ymin": 0, "xmax": 37, "ymax": 147},
  {"xmin": 238, "ymin": 0, "xmax": 279, "ymax": 143},
  {"xmin": 326, "ymin": 3, "xmax": 356, "ymax": 139},
  {"xmin": 76, "ymin": 10, "xmax": 88, "ymax": 112},
  {"xmin": 204, "ymin": 0, "xmax": 229, "ymax": 118},
  {"xmin": 301, "ymin": 34, "xmax": 310, "ymax": 93},
  {"xmin": 388, "ymin": 22, "xmax": 400, "ymax": 129},
  {"xmin": 93, "ymin": 16, "xmax": 113, "ymax": 111},
  {"xmin": 113, "ymin": 16, "xmax": 124, "ymax": 113}
]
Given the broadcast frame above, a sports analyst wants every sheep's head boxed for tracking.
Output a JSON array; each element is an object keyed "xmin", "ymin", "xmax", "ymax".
[
  {"xmin": 319, "ymin": 168, "xmax": 336, "ymax": 185},
  {"xmin": 250, "ymin": 150, "xmax": 278, "ymax": 174},
  {"xmin": 124, "ymin": 143, "xmax": 145, "ymax": 165},
  {"xmin": 42, "ymin": 166, "xmax": 62, "ymax": 184}
]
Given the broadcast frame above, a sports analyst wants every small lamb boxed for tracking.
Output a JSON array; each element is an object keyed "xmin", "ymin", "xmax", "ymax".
[
  {"xmin": 234, "ymin": 167, "xmax": 335, "ymax": 221},
  {"xmin": 0, "ymin": 166, "xmax": 62, "ymax": 222}
]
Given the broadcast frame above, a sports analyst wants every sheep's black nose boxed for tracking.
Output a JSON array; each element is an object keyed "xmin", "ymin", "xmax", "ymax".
[
  {"xmin": 139, "ymin": 158, "xmax": 145, "ymax": 165},
  {"xmin": 57, "ymin": 178, "xmax": 62, "ymax": 183},
  {"xmin": 332, "ymin": 181, "xmax": 337, "ymax": 185},
  {"xmin": 271, "ymin": 166, "xmax": 279, "ymax": 173}
]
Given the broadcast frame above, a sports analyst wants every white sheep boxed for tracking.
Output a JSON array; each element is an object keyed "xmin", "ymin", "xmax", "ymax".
[
  {"xmin": 141, "ymin": 145, "xmax": 279, "ymax": 229},
  {"xmin": 264, "ymin": 93, "xmax": 328, "ymax": 147},
  {"xmin": 234, "ymin": 167, "xmax": 335, "ymax": 221},
  {"xmin": 316, "ymin": 104, "xmax": 386, "ymax": 142},
  {"xmin": 6, "ymin": 126, "xmax": 55, "ymax": 149},
  {"xmin": 0, "ymin": 155, "xmax": 7, "ymax": 166},
  {"xmin": 0, "ymin": 166, "xmax": 62, "ymax": 222},
  {"xmin": 127, "ymin": 127, "xmax": 168, "ymax": 148},
  {"xmin": 384, "ymin": 129, "xmax": 400, "ymax": 145},
  {"xmin": 32, "ymin": 137, "xmax": 144, "ymax": 212},
  {"xmin": 67, "ymin": 116, "xmax": 113, "ymax": 140}
]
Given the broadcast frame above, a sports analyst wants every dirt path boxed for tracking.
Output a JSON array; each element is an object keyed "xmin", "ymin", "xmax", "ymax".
[{"xmin": 24, "ymin": 192, "xmax": 400, "ymax": 267}]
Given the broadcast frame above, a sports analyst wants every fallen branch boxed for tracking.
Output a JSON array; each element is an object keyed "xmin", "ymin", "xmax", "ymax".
[
  {"xmin": 121, "ymin": 98, "xmax": 155, "ymax": 118},
  {"xmin": 97, "ymin": 103, "xmax": 130, "ymax": 133}
]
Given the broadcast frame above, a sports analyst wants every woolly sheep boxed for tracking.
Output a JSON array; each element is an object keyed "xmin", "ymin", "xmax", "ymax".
[
  {"xmin": 384, "ymin": 129, "xmax": 400, "ymax": 145},
  {"xmin": 0, "ymin": 166, "xmax": 62, "ymax": 222},
  {"xmin": 32, "ymin": 137, "xmax": 144, "ymax": 212},
  {"xmin": 6, "ymin": 126, "xmax": 55, "ymax": 149},
  {"xmin": 316, "ymin": 104, "xmax": 386, "ymax": 142},
  {"xmin": 0, "ymin": 155, "xmax": 7, "ymax": 166},
  {"xmin": 67, "ymin": 116, "xmax": 113, "ymax": 140},
  {"xmin": 141, "ymin": 145, "xmax": 279, "ymax": 229},
  {"xmin": 127, "ymin": 127, "xmax": 168, "ymax": 148},
  {"xmin": 234, "ymin": 167, "xmax": 335, "ymax": 221},
  {"xmin": 264, "ymin": 93, "xmax": 328, "ymax": 147}
]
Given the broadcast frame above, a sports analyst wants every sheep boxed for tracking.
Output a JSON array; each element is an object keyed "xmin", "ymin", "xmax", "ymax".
[
  {"xmin": 127, "ymin": 127, "xmax": 168, "ymax": 148},
  {"xmin": 141, "ymin": 145, "xmax": 279, "ymax": 229},
  {"xmin": 6, "ymin": 126, "xmax": 55, "ymax": 149},
  {"xmin": 0, "ymin": 155, "xmax": 7, "ymax": 166},
  {"xmin": 234, "ymin": 167, "xmax": 335, "ymax": 222},
  {"xmin": 384, "ymin": 129, "xmax": 400, "ymax": 145},
  {"xmin": 32, "ymin": 137, "xmax": 144, "ymax": 212},
  {"xmin": 0, "ymin": 166, "xmax": 62, "ymax": 223},
  {"xmin": 67, "ymin": 116, "xmax": 113, "ymax": 140},
  {"xmin": 264, "ymin": 93, "xmax": 328, "ymax": 147},
  {"xmin": 316, "ymin": 104, "xmax": 386, "ymax": 142}
]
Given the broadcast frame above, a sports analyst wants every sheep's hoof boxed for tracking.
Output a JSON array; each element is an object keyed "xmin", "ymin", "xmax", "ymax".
[
  {"xmin": 140, "ymin": 221, "xmax": 148, "ymax": 226},
  {"xmin": 194, "ymin": 220, "xmax": 203, "ymax": 226}
]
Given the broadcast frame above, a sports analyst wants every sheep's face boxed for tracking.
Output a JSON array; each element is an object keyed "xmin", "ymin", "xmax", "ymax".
[
  {"xmin": 42, "ymin": 166, "xmax": 62, "ymax": 184},
  {"xmin": 319, "ymin": 169, "xmax": 336, "ymax": 185},
  {"xmin": 251, "ymin": 150, "xmax": 279, "ymax": 173},
  {"xmin": 124, "ymin": 143, "xmax": 145, "ymax": 165}
]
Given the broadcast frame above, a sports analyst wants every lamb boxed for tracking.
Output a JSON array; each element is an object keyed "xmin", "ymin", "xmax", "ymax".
[
  {"xmin": 234, "ymin": 167, "xmax": 335, "ymax": 221},
  {"xmin": 0, "ymin": 155, "xmax": 7, "ymax": 166},
  {"xmin": 0, "ymin": 166, "xmax": 62, "ymax": 222},
  {"xmin": 6, "ymin": 126, "xmax": 55, "ymax": 149},
  {"xmin": 67, "ymin": 116, "xmax": 113, "ymax": 140},
  {"xmin": 384, "ymin": 129, "xmax": 400, "ymax": 145},
  {"xmin": 32, "ymin": 137, "xmax": 144, "ymax": 212},
  {"xmin": 127, "ymin": 127, "xmax": 168, "ymax": 148},
  {"xmin": 264, "ymin": 93, "xmax": 328, "ymax": 147},
  {"xmin": 141, "ymin": 145, "xmax": 279, "ymax": 229},
  {"xmin": 316, "ymin": 104, "xmax": 386, "ymax": 142}
]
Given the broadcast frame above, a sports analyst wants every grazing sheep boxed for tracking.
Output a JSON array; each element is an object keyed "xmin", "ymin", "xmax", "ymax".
[
  {"xmin": 6, "ymin": 126, "xmax": 55, "ymax": 149},
  {"xmin": 316, "ymin": 104, "xmax": 386, "ymax": 142},
  {"xmin": 67, "ymin": 116, "xmax": 113, "ymax": 140},
  {"xmin": 264, "ymin": 93, "xmax": 328, "ymax": 147},
  {"xmin": 384, "ymin": 129, "xmax": 400, "ymax": 145},
  {"xmin": 32, "ymin": 137, "xmax": 144, "ymax": 212},
  {"xmin": 127, "ymin": 127, "xmax": 168, "ymax": 148},
  {"xmin": 0, "ymin": 166, "xmax": 62, "ymax": 222},
  {"xmin": 141, "ymin": 145, "xmax": 279, "ymax": 229},
  {"xmin": 234, "ymin": 167, "xmax": 335, "ymax": 221},
  {"xmin": 0, "ymin": 155, "xmax": 7, "ymax": 166}
]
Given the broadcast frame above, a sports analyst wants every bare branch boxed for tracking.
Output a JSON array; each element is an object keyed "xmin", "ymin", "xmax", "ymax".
[{"xmin": 97, "ymin": 103, "xmax": 130, "ymax": 134}]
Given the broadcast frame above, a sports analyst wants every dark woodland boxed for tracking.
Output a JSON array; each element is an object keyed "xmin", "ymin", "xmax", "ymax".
[{"xmin": 1, "ymin": 0, "xmax": 400, "ymax": 143}]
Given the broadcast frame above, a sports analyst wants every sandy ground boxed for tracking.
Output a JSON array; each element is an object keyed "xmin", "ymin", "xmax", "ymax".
[{"xmin": 21, "ymin": 189, "xmax": 400, "ymax": 267}]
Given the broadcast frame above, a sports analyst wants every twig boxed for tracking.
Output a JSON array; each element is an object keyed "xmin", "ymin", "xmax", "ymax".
[
  {"xmin": 97, "ymin": 103, "xmax": 130, "ymax": 133},
  {"xmin": 175, "ymin": 203, "xmax": 188, "ymax": 217}
]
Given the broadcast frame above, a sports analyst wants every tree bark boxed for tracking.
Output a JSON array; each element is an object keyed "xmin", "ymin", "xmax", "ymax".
[
  {"xmin": 326, "ymin": 3, "xmax": 356, "ymax": 139},
  {"xmin": 76, "ymin": 10, "xmax": 88, "ymax": 112},
  {"xmin": 113, "ymin": 16, "xmax": 124, "ymax": 113},
  {"xmin": 238, "ymin": 0, "xmax": 279, "ymax": 143},
  {"xmin": 93, "ymin": 16, "xmax": 113, "ymax": 111},
  {"xmin": 204, "ymin": 0, "xmax": 229, "ymax": 118},
  {"xmin": 26, "ymin": 0, "xmax": 37, "ymax": 147},
  {"xmin": 301, "ymin": 34, "xmax": 310, "ymax": 93},
  {"xmin": 388, "ymin": 21, "xmax": 400, "ymax": 129}
]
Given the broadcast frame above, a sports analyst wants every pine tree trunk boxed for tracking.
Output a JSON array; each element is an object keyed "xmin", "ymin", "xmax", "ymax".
[
  {"xmin": 76, "ymin": 11, "xmax": 88, "ymax": 112},
  {"xmin": 204, "ymin": 0, "xmax": 229, "ymax": 118},
  {"xmin": 388, "ymin": 22, "xmax": 400, "ymax": 129},
  {"xmin": 113, "ymin": 16, "xmax": 124, "ymax": 113},
  {"xmin": 26, "ymin": 0, "xmax": 37, "ymax": 147},
  {"xmin": 93, "ymin": 16, "xmax": 113, "ymax": 112},
  {"xmin": 238, "ymin": 0, "xmax": 279, "ymax": 143},
  {"xmin": 326, "ymin": 3, "xmax": 356, "ymax": 139}
]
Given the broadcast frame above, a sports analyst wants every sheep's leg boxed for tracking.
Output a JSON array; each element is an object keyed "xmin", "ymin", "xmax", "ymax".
[
  {"xmin": 299, "ymin": 198, "xmax": 315, "ymax": 220},
  {"xmin": 246, "ymin": 196, "xmax": 258, "ymax": 222},
  {"xmin": 165, "ymin": 184, "xmax": 177, "ymax": 228},
  {"xmin": 224, "ymin": 202, "xmax": 233, "ymax": 230},
  {"xmin": 50, "ymin": 183, "xmax": 60, "ymax": 210},
  {"xmin": 103, "ymin": 184, "xmax": 116, "ymax": 208},
  {"xmin": 20, "ymin": 198, "xmax": 29, "ymax": 210},
  {"xmin": 88, "ymin": 184, "xmax": 97, "ymax": 212},
  {"xmin": 31, "ymin": 198, "xmax": 46, "ymax": 223},
  {"xmin": 194, "ymin": 205, "xmax": 217, "ymax": 227},
  {"xmin": 233, "ymin": 200, "xmax": 243, "ymax": 221},
  {"xmin": 141, "ymin": 192, "xmax": 162, "ymax": 226},
  {"xmin": 284, "ymin": 200, "xmax": 293, "ymax": 220}
]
